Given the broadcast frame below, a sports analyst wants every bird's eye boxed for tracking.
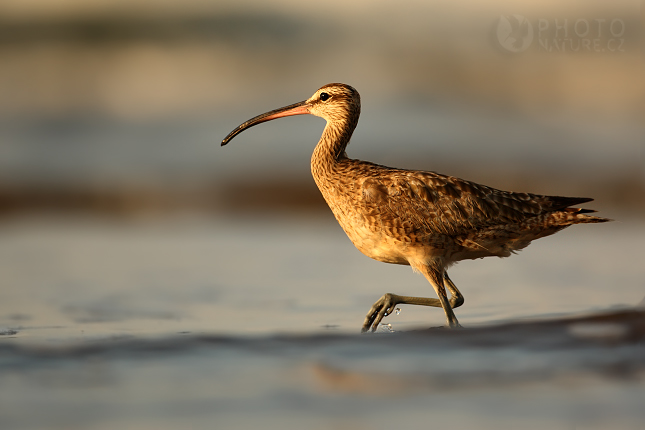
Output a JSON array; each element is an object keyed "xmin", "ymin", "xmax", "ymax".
[{"xmin": 319, "ymin": 92, "xmax": 330, "ymax": 101}]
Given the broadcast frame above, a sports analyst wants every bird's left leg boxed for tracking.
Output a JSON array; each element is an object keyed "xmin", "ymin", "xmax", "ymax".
[
  {"xmin": 362, "ymin": 293, "xmax": 443, "ymax": 333},
  {"xmin": 361, "ymin": 268, "xmax": 463, "ymax": 332}
]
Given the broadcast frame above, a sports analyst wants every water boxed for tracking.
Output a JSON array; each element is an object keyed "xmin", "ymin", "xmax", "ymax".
[
  {"xmin": 0, "ymin": 213, "xmax": 643, "ymax": 429},
  {"xmin": 2, "ymin": 316, "xmax": 644, "ymax": 430},
  {"xmin": 1, "ymin": 213, "xmax": 642, "ymax": 340}
]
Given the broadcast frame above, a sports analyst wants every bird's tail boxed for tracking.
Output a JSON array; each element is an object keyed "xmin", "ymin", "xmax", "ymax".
[
  {"xmin": 549, "ymin": 197, "xmax": 612, "ymax": 224},
  {"xmin": 563, "ymin": 205, "xmax": 612, "ymax": 224}
]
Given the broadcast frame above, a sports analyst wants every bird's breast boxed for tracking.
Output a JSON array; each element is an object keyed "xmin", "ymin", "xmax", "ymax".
[{"xmin": 322, "ymin": 192, "xmax": 444, "ymax": 266}]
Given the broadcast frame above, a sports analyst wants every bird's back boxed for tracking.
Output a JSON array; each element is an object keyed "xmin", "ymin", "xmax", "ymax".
[{"xmin": 315, "ymin": 157, "xmax": 610, "ymax": 265}]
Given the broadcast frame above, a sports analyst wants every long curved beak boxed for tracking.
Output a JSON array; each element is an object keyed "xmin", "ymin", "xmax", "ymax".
[{"xmin": 221, "ymin": 100, "xmax": 310, "ymax": 146}]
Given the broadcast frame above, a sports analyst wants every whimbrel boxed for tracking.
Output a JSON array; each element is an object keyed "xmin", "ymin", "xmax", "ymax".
[{"xmin": 222, "ymin": 83, "xmax": 610, "ymax": 332}]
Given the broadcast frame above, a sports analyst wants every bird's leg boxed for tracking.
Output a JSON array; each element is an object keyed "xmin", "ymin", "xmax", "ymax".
[
  {"xmin": 362, "ymin": 293, "xmax": 441, "ymax": 333},
  {"xmin": 361, "ymin": 271, "xmax": 464, "ymax": 332},
  {"xmin": 421, "ymin": 266, "xmax": 461, "ymax": 328},
  {"xmin": 444, "ymin": 272, "xmax": 464, "ymax": 309}
]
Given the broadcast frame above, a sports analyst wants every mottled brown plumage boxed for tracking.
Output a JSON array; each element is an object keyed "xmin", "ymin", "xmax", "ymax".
[{"xmin": 222, "ymin": 83, "xmax": 610, "ymax": 332}]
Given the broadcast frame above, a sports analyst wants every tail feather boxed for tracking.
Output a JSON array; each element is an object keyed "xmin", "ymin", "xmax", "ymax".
[
  {"xmin": 574, "ymin": 214, "xmax": 612, "ymax": 223},
  {"xmin": 548, "ymin": 196, "xmax": 594, "ymax": 211},
  {"xmin": 565, "ymin": 207, "xmax": 596, "ymax": 214},
  {"xmin": 548, "ymin": 196, "xmax": 611, "ymax": 223}
]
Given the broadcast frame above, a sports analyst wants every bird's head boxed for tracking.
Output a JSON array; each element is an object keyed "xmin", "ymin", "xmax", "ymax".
[
  {"xmin": 221, "ymin": 83, "xmax": 360, "ymax": 146},
  {"xmin": 305, "ymin": 83, "xmax": 360, "ymax": 123}
]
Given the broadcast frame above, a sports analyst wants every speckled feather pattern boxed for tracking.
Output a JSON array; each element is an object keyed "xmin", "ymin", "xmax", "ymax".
[{"xmin": 308, "ymin": 84, "xmax": 609, "ymax": 269}]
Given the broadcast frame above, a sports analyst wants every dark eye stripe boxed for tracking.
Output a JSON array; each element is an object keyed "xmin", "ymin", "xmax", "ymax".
[{"xmin": 320, "ymin": 92, "xmax": 330, "ymax": 101}]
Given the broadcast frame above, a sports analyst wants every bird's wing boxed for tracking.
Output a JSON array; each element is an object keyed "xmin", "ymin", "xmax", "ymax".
[{"xmin": 359, "ymin": 169, "xmax": 589, "ymax": 237}]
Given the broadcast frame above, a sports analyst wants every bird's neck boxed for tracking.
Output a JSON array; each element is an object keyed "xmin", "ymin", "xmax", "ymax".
[{"xmin": 311, "ymin": 116, "xmax": 357, "ymax": 183}]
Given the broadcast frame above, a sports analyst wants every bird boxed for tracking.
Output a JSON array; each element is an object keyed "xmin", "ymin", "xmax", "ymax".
[{"xmin": 221, "ymin": 83, "xmax": 610, "ymax": 332}]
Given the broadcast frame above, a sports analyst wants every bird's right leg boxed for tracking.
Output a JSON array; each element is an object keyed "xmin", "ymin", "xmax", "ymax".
[
  {"xmin": 361, "ymin": 272, "xmax": 465, "ymax": 333},
  {"xmin": 419, "ymin": 265, "xmax": 461, "ymax": 328}
]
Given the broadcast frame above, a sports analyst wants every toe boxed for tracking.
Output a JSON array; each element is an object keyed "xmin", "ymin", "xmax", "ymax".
[{"xmin": 361, "ymin": 293, "xmax": 399, "ymax": 333}]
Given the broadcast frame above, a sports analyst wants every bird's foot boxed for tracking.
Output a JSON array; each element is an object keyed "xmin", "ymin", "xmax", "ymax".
[
  {"xmin": 445, "ymin": 315, "xmax": 462, "ymax": 329},
  {"xmin": 361, "ymin": 293, "xmax": 402, "ymax": 333}
]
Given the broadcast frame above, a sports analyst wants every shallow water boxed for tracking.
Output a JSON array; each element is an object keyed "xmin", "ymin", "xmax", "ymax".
[
  {"xmin": 0, "ymin": 214, "xmax": 644, "ymax": 429},
  {"xmin": 1, "ymin": 213, "xmax": 642, "ymax": 339},
  {"xmin": 2, "ymin": 310, "xmax": 645, "ymax": 430}
]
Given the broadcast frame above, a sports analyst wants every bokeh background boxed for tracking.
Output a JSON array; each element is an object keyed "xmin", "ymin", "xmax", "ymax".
[
  {"xmin": 0, "ymin": 0, "xmax": 642, "ymax": 217},
  {"xmin": 0, "ymin": 1, "xmax": 644, "ymax": 429}
]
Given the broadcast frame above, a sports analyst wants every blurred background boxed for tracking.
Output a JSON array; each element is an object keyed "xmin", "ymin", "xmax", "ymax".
[{"xmin": 0, "ymin": 0, "xmax": 642, "ymax": 217}]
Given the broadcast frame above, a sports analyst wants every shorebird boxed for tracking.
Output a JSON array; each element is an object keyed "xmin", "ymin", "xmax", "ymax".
[{"xmin": 222, "ymin": 83, "xmax": 610, "ymax": 332}]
